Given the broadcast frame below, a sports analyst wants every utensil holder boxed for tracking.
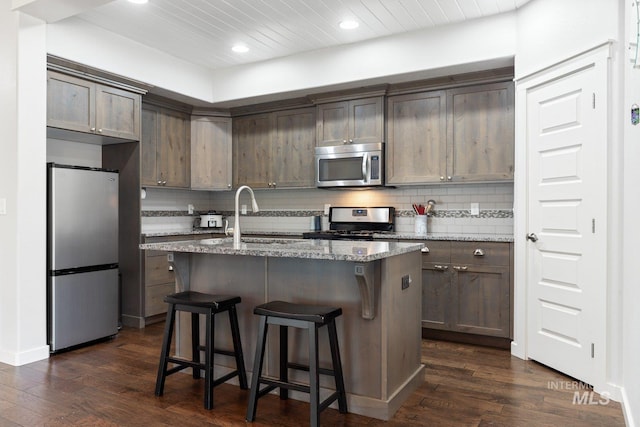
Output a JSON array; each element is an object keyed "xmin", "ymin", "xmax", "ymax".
[{"xmin": 414, "ymin": 215, "xmax": 427, "ymax": 235}]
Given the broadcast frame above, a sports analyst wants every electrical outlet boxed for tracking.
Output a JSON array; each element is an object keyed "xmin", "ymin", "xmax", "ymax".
[
  {"xmin": 470, "ymin": 203, "xmax": 479, "ymax": 216},
  {"xmin": 241, "ymin": 204, "xmax": 247, "ymax": 215},
  {"xmin": 324, "ymin": 204, "xmax": 331, "ymax": 215},
  {"xmin": 187, "ymin": 204, "xmax": 194, "ymax": 214},
  {"xmin": 401, "ymin": 274, "xmax": 411, "ymax": 290}
]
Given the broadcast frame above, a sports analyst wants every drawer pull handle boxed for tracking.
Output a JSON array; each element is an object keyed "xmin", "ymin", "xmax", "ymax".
[
  {"xmin": 421, "ymin": 247, "xmax": 430, "ymax": 253},
  {"xmin": 453, "ymin": 266, "xmax": 468, "ymax": 271},
  {"xmin": 473, "ymin": 249, "xmax": 485, "ymax": 256},
  {"xmin": 434, "ymin": 265, "xmax": 448, "ymax": 271}
]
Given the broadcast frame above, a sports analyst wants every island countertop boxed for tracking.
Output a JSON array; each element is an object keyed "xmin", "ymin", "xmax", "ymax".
[{"xmin": 139, "ymin": 237, "xmax": 424, "ymax": 262}]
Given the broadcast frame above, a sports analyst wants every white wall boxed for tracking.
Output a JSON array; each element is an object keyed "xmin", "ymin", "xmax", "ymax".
[
  {"xmin": 208, "ymin": 13, "xmax": 516, "ymax": 105},
  {"xmin": 0, "ymin": 6, "xmax": 49, "ymax": 365},
  {"xmin": 515, "ymin": 0, "xmax": 619, "ymax": 79},
  {"xmin": 46, "ymin": 16, "xmax": 216, "ymax": 104}
]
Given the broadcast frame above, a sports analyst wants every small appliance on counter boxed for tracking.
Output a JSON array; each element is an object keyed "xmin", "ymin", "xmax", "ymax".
[
  {"xmin": 302, "ymin": 207, "xmax": 395, "ymax": 240},
  {"xmin": 199, "ymin": 212, "xmax": 224, "ymax": 228}
]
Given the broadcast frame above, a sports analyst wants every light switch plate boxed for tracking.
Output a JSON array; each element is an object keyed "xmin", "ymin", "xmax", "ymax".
[
  {"xmin": 324, "ymin": 204, "xmax": 331, "ymax": 215},
  {"xmin": 187, "ymin": 204, "xmax": 194, "ymax": 214},
  {"xmin": 0, "ymin": 198, "xmax": 6, "ymax": 215},
  {"xmin": 470, "ymin": 203, "xmax": 479, "ymax": 216}
]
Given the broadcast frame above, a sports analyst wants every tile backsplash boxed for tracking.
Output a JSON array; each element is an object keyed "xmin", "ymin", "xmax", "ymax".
[{"xmin": 140, "ymin": 183, "xmax": 513, "ymax": 236}]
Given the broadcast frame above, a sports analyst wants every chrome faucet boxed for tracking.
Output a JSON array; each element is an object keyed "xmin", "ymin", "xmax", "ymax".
[{"xmin": 227, "ymin": 185, "xmax": 259, "ymax": 248}]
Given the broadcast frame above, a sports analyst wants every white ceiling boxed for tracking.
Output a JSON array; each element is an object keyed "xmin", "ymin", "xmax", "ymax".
[{"xmin": 75, "ymin": 0, "xmax": 531, "ymax": 71}]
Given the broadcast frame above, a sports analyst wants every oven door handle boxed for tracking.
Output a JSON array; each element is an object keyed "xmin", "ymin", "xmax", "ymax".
[{"xmin": 362, "ymin": 152, "xmax": 368, "ymax": 182}]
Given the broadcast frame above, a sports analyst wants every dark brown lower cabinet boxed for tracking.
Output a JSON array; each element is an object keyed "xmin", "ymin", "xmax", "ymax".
[{"xmin": 420, "ymin": 240, "xmax": 513, "ymax": 343}]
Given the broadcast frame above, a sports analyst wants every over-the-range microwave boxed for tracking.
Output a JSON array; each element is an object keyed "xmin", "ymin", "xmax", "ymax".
[{"xmin": 315, "ymin": 142, "xmax": 384, "ymax": 188}]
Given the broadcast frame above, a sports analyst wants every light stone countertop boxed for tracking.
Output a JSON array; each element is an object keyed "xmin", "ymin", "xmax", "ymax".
[{"xmin": 139, "ymin": 237, "xmax": 424, "ymax": 262}]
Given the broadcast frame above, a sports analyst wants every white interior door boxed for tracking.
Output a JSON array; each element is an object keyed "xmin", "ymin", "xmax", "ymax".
[{"xmin": 525, "ymin": 50, "xmax": 607, "ymax": 386}]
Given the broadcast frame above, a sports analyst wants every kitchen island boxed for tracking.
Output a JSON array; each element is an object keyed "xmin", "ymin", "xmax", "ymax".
[{"xmin": 139, "ymin": 237, "xmax": 424, "ymax": 420}]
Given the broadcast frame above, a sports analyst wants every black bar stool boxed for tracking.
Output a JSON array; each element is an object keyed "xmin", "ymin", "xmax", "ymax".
[
  {"xmin": 246, "ymin": 300, "xmax": 348, "ymax": 427},
  {"xmin": 155, "ymin": 291, "xmax": 248, "ymax": 410}
]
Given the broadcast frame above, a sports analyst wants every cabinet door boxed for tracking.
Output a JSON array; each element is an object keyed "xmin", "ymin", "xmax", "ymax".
[
  {"xmin": 95, "ymin": 84, "xmax": 141, "ymax": 140},
  {"xmin": 140, "ymin": 105, "xmax": 159, "ymax": 186},
  {"xmin": 447, "ymin": 81, "xmax": 515, "ymax": 182},
  {"xmin": 349, "ymin": 97, "xmax": 384, "ymax": 144},
  {"xmin": 272, "ymin": 108, "xmax": 316, "ymax": 188},
  {"xmin": 422, "ymin": 265, "xmax": 451, "ymax": 330},
  {"xmin": 316, "ymin": 101, "xmax": 349, "ymax": 146},
  {"xmin": 451, "ymin": 264, "xmax": 510, "ymax": 338},
  {"xmin": 158, "ymin": 108, "xmax": 190, "ymax": 188},
  {"xmin": 386, "ymin": 91, "xmax": 447, "ymax": 184},
  {"xmin": 233, "ymin": 113, "xmax": 272, "ymax": 188},
  {"xmin": 191, "ymin": 116, "xmax": 232, "ymax": 190},
  {"xmin": 47, "ymin": 71, "xmax": 95, "ymax": 133},
  {"xmin": 420, "ymin": 240, "xmax": 451, "ymax": 330}
]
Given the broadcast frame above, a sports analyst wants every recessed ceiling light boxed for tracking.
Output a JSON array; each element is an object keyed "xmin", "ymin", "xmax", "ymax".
[
  {"xmin": 339, "ymin": 20, "xmax": 359, "ymax": 30},
  {"xmin": 128, "ymin": 0, "xmax": 148, "ymax": 4},
  {"xmin": 232, "ymin": 44, "xmax": 249, "ymax": 53}
]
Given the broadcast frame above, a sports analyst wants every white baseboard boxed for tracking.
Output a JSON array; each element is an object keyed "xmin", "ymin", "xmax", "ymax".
[{"xmin": 0, "ymin": 344, "xmax": 49, "ymax": 366}]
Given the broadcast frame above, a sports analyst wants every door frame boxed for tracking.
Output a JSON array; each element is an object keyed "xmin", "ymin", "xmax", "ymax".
[{"xmin": 513, "ymin": 42, "xmax": 612, "ymax": 392}]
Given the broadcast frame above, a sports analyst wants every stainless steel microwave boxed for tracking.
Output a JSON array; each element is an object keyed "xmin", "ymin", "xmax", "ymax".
[{"xmin": 315, "ymin": 142, "xmax": 384, "ymax": 188}]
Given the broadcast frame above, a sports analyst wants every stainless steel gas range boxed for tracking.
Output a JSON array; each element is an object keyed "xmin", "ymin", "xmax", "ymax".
[{"xmin": 302, "ymin": 207, "xmax": 395, "ymax": 241}]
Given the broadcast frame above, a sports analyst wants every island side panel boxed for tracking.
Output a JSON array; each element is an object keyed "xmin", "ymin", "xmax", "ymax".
[
  {"xmin": 380, "ymin": 251, "xmax": 423, "ymax": 400},
  {"xmin": 186, "ymin": 253, "xmax": 267, "ymax": 374},
  {"xmin": 265, "ymin": 257, "xmax": 383, "ymax": 399}
]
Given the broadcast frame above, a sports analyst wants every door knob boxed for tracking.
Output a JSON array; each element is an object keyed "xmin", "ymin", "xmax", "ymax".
[{"xmin": 526, "ymin": 233, "xmax": 538, "ymax": 242}]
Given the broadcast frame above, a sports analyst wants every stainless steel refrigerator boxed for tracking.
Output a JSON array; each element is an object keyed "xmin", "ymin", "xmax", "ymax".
[{"xmin": 47, "ymin": 163, "xmax": 119, "ymax": 352}]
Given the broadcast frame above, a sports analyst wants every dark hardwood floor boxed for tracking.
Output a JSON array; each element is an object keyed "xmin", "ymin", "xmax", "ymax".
[{"xmin": 0, "ymin": 323, "xmax": 625, "ymax": 426}]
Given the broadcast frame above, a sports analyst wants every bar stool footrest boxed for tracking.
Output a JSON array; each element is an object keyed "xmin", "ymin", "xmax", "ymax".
[
  {"xmin": 287, "ymin": 361, "xmax": 335, "ymax": 377},
  {"xmin": 259, "ymin": 377, "xmax": 310, "ymax": 394}
]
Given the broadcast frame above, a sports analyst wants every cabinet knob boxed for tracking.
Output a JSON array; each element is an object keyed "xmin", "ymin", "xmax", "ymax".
[
  {"xmin": 227, "ymin": 184, "xmax": 232, "ymax": 189},
  {"xmin": 272, "ymin": 182, "xmax": 276, "ymax": 188},
  {"xmin": 157, "ymin": 180, "xmax": 162, "ymax": 185},
  {"xmin": 349, "ymin": 139, "xmax": 353, "ymax": 143},
  {"xmin": 90, "ymin": 127, "xmax": 96, "ymax": 132},
  {"xmin": 421, "ymin": 247, "xmax": 430, "ymax": 253},
  {"xmin": 440, "ymin": 176, "xmax": 445, "ymax": 181},
  {"xmin": 162, "ymin": 181, "xmax": 167, "ymax": 185},
  {"xmin": 98, "ymin": 129, "xmax": 103, "ymax": 133},
  {"xmin": 168, "ymin": 265, "xmax": 174, "ymax": 271},
  {"xmin": 473, "ymin": 248, "xmax": 485, "ymax": 256},
  {"xmin": 343, "ymin": 140, "xmax": 348, "ymax": 144},
  {"xmin": 447, "ymin": 176, "xmax": 452, "ymax": 181}
]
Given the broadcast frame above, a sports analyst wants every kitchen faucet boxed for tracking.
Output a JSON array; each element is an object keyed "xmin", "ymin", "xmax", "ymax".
[{"xmin": 225, "ymin": 185, "xmax": 259, "ymax": 248}]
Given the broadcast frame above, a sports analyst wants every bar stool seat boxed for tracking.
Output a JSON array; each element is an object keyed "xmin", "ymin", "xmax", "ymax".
[
  {"xmin": 246, "ymin": 300, "xmax": 348, "ymax": 427},
  {"xmin": 155, "ymin": 291, "xmax": 248, "ymax": 410}
]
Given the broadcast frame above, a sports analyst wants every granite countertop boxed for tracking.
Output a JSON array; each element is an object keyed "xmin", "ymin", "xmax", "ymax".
[
  {"xmin": 142, "ymin": 229, "xmax": 513, "ymax": 243},
  {"xmin": 388, "ymin": 233, "xmax": 514, "ymax": 242},
  {"xmin": 139, "ymin": 237, "xmax": 424, "ymax": 262}
]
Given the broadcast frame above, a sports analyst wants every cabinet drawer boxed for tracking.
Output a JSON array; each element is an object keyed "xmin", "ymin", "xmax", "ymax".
[
  {"xmin": 420, "ymin": 240, "xmax": 451, "ymax": 265},
  {"xmin": 145, "ymin": 255, "xmax": 174, "ymax": 285},
  {"xmin": 450, "ymin": 241, "xmax": 509, "ymax": 266},
  {"xmin": 145, "ymin": 282, "xmax": 175, "ymax": 317}
]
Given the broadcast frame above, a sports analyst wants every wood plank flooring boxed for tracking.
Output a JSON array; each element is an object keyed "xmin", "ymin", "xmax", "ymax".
[{"xmin": 0, "ymin": 323, "xmax": 625, "ymax": 426}]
